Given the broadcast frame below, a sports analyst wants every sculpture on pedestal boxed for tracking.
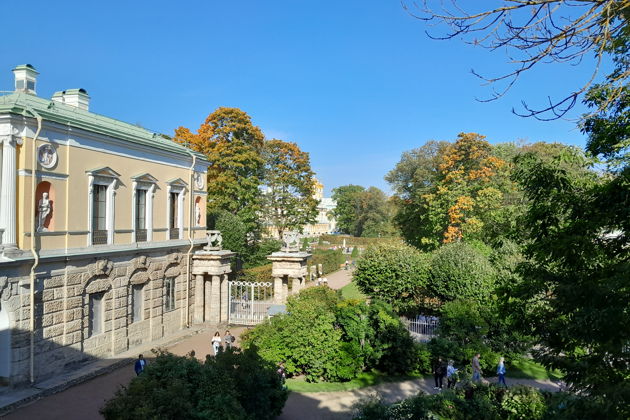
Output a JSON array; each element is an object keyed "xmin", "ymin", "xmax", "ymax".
[
  {"xmin": 204, "ymin": 230, "xmax": 223, "ymax": 251},
  {"xmin": 281, "ymin": 231, "xmax": 300, "ymax": 252}
]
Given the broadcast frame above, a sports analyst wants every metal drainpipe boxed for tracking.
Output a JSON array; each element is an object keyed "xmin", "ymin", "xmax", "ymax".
[
  {"xmin": 184, "ymin": 150, "xmax": 196, "ymax": 328},
  {"xmin": 24, "ymin": 104, "xmax": 43, "ymax": 384}
]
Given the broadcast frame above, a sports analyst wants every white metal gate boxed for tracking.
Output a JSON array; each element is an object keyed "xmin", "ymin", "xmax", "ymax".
[{"xmin": 228, "ymin": 281, "xmax": 274, "ymax": 325}]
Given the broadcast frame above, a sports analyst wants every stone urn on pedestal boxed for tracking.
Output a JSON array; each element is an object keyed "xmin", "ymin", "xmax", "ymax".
[
  {"xmin": 191, "ymin": 230, "xmax": 235, "ymax": 324},
  {"xmin": 267, "ymin": 231, "xmax": 311, "ymax": 304}
]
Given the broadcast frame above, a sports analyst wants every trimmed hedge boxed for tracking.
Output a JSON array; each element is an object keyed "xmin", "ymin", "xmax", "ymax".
[
  {"xmin": 239, "ymin": 264, "xmax": 273, "ymax": 283},
  {"xmin": 310, "ymin": 248, "xmax": 346, "ymax": 276}
]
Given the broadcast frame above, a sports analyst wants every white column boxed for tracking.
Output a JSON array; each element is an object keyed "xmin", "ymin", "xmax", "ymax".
[
  {"xmin": 131, "ymin": 181, "xmax": 137, "ymax": 242},
  {"xmin": 0, "ymin": 136, "xmax": 20, "ymax": 248},
  {"xmin": 147, "ymin": 184, "xmax": 155, "ymax": 241}
]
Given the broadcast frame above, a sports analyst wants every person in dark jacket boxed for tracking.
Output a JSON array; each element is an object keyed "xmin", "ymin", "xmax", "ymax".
[
  {"xmin": 432, "ymin": 357, "xmax": 446, "ymax": 390},
  {"xmin": 134, "ymin": 354, "xmax": 147, "ymax": 376}
]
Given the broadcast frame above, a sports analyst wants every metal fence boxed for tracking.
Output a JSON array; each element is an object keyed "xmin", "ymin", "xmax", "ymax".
[
  {"xmin": 228, "ymin": 281, "xmax": 274, "ymax": 325},
  {"xmin": 401, "ymin": 315, "xmax": 439, "ymax": 342}
]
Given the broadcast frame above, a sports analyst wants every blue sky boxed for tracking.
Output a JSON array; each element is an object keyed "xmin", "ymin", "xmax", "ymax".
[{"xmin": 1, "ymin": 1, "xmax": 600, "ymax": 194}]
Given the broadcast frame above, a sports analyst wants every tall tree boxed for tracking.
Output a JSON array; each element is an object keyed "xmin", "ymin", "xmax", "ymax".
[
  {"xmin": 354, "ymin": 187, "xmax": 395, "ymax": 238},
  {"xmin": 261, "ymin": 139, "xmax": 318, "ymax": 238},
  {"xmin": 388, "ymin": 133, "xmax": 517, "ymax": 250},
  {"xmin": 331, "ymin": 185, "xmax": 365, "ymax": 235},
  {"xmin": 173, "ymin": 107, "xmax": 265, "ymax": 231},
  {"xmin": 512, "ymin": 33, "xmax": 629, "ymax": 418}
]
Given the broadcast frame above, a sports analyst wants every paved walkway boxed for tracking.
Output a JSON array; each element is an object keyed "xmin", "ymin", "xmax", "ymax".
[
  {"xmin": 279, "ymin": 376, "xmax": 561, "ymax": 420},
  {"xmin": 0, "ymin": 269, "xmax": 353, "ymax": 419},
  {"xmin": 0, "ymin": 325, "xmax": 249, "ymax": 419}
]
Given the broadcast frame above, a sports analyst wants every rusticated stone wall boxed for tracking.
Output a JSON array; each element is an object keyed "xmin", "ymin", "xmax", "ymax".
[{"xmin": 0, "ymin": 247, "xmax": 195, "ymax": 386}]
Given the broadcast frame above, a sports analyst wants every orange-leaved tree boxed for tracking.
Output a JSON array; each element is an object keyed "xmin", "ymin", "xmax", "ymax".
[{"xmin": 173, "ymin": 107, "xmax": 265, "ymax": 231}]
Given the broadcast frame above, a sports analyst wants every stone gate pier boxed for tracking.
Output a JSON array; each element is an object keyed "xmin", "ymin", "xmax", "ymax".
[
  {"xmin": 267, "ymin": 231, "xmax": 311, "ymax": 304},
  {"xmin": 192, "ymin": 231, "xmax": 235, "ymax": 324}
]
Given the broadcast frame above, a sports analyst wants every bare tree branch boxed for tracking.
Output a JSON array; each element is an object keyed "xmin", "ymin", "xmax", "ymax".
[{"xmin": 403, "ymin": 0, "xmax": 630, "ymax": 120}]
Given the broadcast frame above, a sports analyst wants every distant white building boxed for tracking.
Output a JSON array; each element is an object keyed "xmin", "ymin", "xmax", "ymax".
[{"xmin": 303, "ymin": 179, "xmax": 336, "ymax": 236}]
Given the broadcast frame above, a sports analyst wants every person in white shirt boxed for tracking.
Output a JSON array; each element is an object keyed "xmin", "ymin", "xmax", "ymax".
[{"xmin": 211, "ymin": 331, "xmax": 222, "ymax": 355}]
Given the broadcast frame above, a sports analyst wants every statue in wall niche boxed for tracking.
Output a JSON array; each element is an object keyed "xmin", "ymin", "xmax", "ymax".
[
  {"xmin": 195, "ymin": 203, "xmax": 201, "ymax": 226},
  {"xmin": 282, "ymin": 231, "xmax": 300, "ymax": 252},
  {"xmin": 204, "ymin": 230, "xmax": 223, "ymax": 251},
  {"xmin": 37, "ymin": 192, "xmax": 51, "ymax": 232}
]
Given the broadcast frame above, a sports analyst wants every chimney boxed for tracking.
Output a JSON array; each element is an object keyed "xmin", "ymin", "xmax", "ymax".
[
  {"xmin": 12, "ymin": 64, "xmax": 38, "ymax": 95},
  {"xmin": 51, "ymin": 88, "xmax": 90, "ymax": 111}
]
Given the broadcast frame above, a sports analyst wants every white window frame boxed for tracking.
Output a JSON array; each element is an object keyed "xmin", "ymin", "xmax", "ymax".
[
  {"xmin": 131, "ymin": 174, "xmax": 157, "ymax": 243},
  {"xmin": 164, "ymin": 277, "xmax": 176, "ymax": 312},
  {"xmin": 166, "ymin": 178, "xmax": 187, "ymax": 240},
  {"xmin": 86, "ymin": 168, "xmax": 120, "ymax": 246}
]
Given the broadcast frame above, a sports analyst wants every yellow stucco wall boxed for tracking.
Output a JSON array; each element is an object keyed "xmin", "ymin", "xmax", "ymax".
[{"xmin": 16, "ymin": 137, "xmax": 207, "ymax": 251}]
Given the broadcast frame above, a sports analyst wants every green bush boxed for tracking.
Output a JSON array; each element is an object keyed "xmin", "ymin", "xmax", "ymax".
[
  {"xmin": 243, "ymin": 288, "xmax": 419, "ymax": 383},
  {"xmin": 354, "ymin": 243, "xmax": 431, "ymax": 314},
  {"xmin": 244, "ymin": 238, "xmax": 282, "ymax": 268},
  {"xmin": 353, "ymin": 383, "xmax": 569, "ymax": 420},
  {"xmin": 100, "ymin": 349, "xmax": 287, "ymax": 420},
  {"xmin": 429, "ymin": 242, "xmax": 497, "ymax": 303}
]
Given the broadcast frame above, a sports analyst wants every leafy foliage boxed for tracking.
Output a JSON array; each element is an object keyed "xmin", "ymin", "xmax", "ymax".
[
  {"xmin": 387, "ymin": 134, "xmax": 520, "ymax": 250},
  {"xmin": 354, "ymin": 383, "xmax": 568, "ymax": 420},
  {"xmin": 100, "ymin": 349, "xmax": 287, "ymax": 420},
  {"xmin": 353, "ymin": 243, "xmax": 431, "ymax": 314},
  {"xmin": 332, "ymin": 185, "xmax": 395, "ymax": 237},
  {"xmin": 174, "ymin": 107, "xmax": 265, "ymax": 231},
  {"xmin": 332, "ymin": 185, "xmax": 365, "ymax": 235},
  {"xmin": 242, "ymin": 288, "xmax": 421, "ymax": 382},
  {"xmin": 428, "ymin": 242, "xmax": 496, "ymax": 303},
  {"xmin": 261, "ymin": 139, "xmax": 318, "ymax": 238},
  {"xmin": 512, "ymin": 99, "xmax": 630, "ymax": 417}
]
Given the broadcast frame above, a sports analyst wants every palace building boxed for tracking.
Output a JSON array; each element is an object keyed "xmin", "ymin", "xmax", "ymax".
[{"xmin": 0, "ymin": 65, "xmax": 209, "ymax": 386}]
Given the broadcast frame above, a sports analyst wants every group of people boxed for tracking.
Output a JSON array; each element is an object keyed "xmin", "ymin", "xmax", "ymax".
[
  {"xmin": 432, "ymin": 353, "xmax": 507, "ymax": 391},
  {"xmin": 211, "ymin": 330, "xmax": 236, "ymax": 355},
  {"xmin": 131, "ymin": 330, "xmax": 237, "ymax": 377}
]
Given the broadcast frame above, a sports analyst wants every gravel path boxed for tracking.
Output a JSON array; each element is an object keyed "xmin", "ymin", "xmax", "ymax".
[{"xmin": 279, "ymin": 376, "xmax": 562, "ymax": 420}]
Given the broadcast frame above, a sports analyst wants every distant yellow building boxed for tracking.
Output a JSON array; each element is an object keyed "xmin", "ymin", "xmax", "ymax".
[
  {"xmin": 0, "ymin": 64, "xmax": 209, "ymax": 385},
  {"xmin": 302, "ymin": 179, "xmax": 336, "ymax": 236}
]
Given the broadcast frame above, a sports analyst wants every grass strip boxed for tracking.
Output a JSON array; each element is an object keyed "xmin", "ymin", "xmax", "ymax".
[{"xmin": 286, "ymin": 371, "xmax": 420, "ymax": 393}]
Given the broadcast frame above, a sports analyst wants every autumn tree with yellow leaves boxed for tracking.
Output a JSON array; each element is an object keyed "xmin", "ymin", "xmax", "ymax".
[
  {"xmin": 173, "ymin": 107, "xmax": 265, "ymax": 231},
  {"xmin": 387, "ymin": 133, "xmax": 521, "ymax": 250}
]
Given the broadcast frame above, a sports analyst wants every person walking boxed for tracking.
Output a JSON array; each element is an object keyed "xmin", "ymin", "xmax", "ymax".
[
  {"xmin": 497, "ymin": 356, "xmax": 507, "ymax": 387},
  {"xmin": 134, "ymin": 354, "xmax": 147, "ymax": 376},
  {"xmin": 211, "ymin": 331, "xmax": 222, "ymax": 355},
  {"xmin": 446, "ymin": 360, "xmax": 458, "ymax": 389},
  {"xmin": 432, "ymin": 357, "xmax": 446, "ymax": 390},
  {"xmin": 472, "ymin": 353, "xmax": 482, "ymax": 382},
  {"xmin": 224, "ymin": 330, "xmax": 235, "ymax": 350}
]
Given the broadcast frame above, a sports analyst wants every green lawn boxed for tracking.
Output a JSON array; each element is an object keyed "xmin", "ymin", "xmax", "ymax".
[
  {"xmin": 286, "ymin": 371, "xmax": 420, "ymax": 392},
  {"xmin": 509, "ymin": 358, "xmax": 564, "ymax": 381},
  {"xmin": 339, "ymin": 281, "xmax": 367, "ymax": 300}
]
